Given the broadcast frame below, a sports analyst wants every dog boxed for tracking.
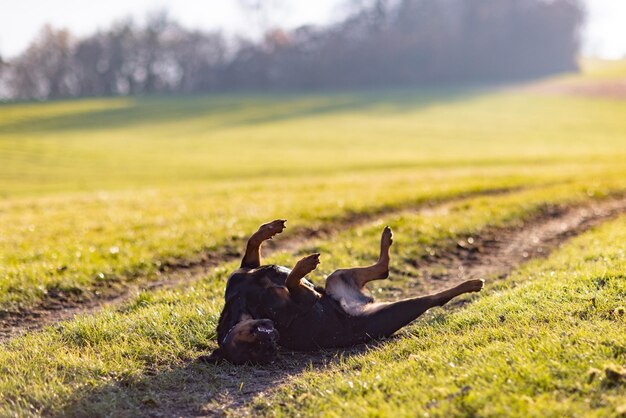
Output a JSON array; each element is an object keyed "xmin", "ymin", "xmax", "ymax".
[{"xmin": 201, "ymin": 220, "xmax": 484, "ymax": 364}]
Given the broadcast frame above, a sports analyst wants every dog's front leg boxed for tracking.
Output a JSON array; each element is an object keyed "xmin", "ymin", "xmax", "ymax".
[
  {"xmin": 241, "ymin": 219, "xmax": 286, "ymax": 268},
  {"xmin": 285, "ymin": 253, "xmax": 321, "ymax": 305}
]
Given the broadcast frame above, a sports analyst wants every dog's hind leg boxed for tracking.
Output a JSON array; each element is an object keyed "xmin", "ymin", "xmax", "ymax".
[
  {"xmin": 353, "ymin": 225, "xmax": 393, "ymax": 287},
  {"xmin": 357, "ymin": 279, "xmax": 484, "ymax": 340},
  {"xmin": 325, "ymin": 226, "xmax": 392, "ymax": 306},
  {"xmin": 241, "ymin": 219, "xmax": 286, "ymax": 268}
]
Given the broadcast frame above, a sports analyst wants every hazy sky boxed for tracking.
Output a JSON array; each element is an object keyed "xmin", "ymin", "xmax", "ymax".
[{"xmin": 0, "ymin": 0, "xmax": 624, "ymax": 59}]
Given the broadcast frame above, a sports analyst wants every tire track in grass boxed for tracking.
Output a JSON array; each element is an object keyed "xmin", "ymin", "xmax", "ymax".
[
  {"xmin": 0, "ymin": 187, "xmax": 518, "ymax": 342},
  {"xmin": 390, "ymin": 197, "xmax": 626, "ymax": 299},
  {"xmin": 199, "ymin": 196, "xmax": 626, "ymax": 418}
]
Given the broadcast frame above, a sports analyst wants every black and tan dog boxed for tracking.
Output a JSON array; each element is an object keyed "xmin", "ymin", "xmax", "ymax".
[{"xmin": 202, "ymin": 220, "xmax": 484, "ymax": 364}]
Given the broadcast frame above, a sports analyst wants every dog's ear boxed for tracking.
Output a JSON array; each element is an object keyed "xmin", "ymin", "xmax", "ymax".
[{"xmin": 198, "ymin": 348, "xmax": 225, "ymax": 364}]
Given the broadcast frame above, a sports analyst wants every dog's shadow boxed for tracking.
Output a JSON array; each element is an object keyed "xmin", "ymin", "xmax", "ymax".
[{"xmin": 59, "ymin": 338, "xmax": 398, "ymax": 417}]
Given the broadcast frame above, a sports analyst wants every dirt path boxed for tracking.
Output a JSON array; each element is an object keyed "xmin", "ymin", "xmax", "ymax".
[
  {"xmin": 191, "ymin": 197, "xmax": 626, "ymax": 418},
  {"xmin": 0, "ymin": 187, "xmax": 516, "ymax": 342},
  {"xmin": 402, "ymin": 197, "xmax": 626, "ymax": 297},
  {"xmin": 523, "ymin": 78, "xmax": 626, "ymax": 99}
]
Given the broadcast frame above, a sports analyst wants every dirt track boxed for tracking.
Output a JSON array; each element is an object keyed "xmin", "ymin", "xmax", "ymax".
[
  {"xmin": 410, "ymin": 198, "xmax": 626, "ymax": 297},
  {"xmin": 524, "ymin": 78, "xmax": 626, "ymax": 99}
]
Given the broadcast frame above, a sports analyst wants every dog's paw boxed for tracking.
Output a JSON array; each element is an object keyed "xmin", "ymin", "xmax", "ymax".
[
  {"xmin": 381, "ymin": 226, "xmax": 393, "ymax": 248},
  {"xmin": 256, "ymin": 219, "xmax": 287, "ymax": 240},
  {"xmin": 295, "ymin": 253, "xmax": 320, "ymax": 274},
  {"xmin": 462, "ymin": 279, "xmax": 485, "ymax": 293}
]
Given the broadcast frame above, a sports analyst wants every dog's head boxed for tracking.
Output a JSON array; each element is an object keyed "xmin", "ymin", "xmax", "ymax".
[{"xmin": 202, "ymin": 319, "xmax": 279, "ymax": 365}]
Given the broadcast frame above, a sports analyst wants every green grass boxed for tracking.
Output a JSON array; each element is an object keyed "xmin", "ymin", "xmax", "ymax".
[
  {"xmin": 0, "ymin": 189, "xmax": 625, "ymax": 417},
  {"xmin": 1, "ymin": 60, "xmax": 626, "ymax": 416},
  {"xmin": 2, "ymin": 90, "xmax": 626, "ymax": 196}
]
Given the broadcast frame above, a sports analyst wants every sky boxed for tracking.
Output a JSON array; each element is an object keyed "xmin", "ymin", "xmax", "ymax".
[{"xmin": 0, "ymin": 0, "xmax": 625, "ymax": 60}]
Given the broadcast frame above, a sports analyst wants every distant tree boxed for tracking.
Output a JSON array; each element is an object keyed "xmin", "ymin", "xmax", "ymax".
[
  {"xmin": 169, "ymin": 28, "xmax": 227, "ymax": 93},
  {"xmin": 0, "ymin": 53, "xmax": 7, "ymax": 99},
  {"xmin": 1, "ymin": 0, "xmax": 585, "ymax": 100},
  {"xmin": 7, "ymin": 26, "xmax": 74, "ymax": 99}
]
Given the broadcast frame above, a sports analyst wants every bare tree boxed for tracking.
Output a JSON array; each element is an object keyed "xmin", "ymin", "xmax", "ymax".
[
  {"xmin": 2, "ymin": 0, "xmax": 585, "ymax": 100},
  {"xmin": 0, "ymin": 53, "xmax": 7, "ymax": 99},
  {"xmin": 7, "ymin": 26, "xmax": 74, "ymax": 99}
]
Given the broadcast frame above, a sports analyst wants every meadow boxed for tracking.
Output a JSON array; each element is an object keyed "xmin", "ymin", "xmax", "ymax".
[{"xmin": 0, "ymin": 61, "xmax": 625, "ymax": 416}]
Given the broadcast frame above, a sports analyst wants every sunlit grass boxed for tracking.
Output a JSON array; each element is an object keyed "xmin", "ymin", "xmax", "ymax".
[
  {"xmin": 2, "ymin": 85, "xmax": 626, "ymax": 197},
  {"xmin": 580, "ymin": 58, "xmax": 626, "ymax": 79},
  {"xmin": 1, "ymin": 189, "xmax": 625, "ymax": 417}
]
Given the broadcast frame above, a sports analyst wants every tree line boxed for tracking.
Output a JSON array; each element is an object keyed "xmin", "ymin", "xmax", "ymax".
[{"xmin": 0, "ymin": 0, "xmax": 584, "ymax": 100}]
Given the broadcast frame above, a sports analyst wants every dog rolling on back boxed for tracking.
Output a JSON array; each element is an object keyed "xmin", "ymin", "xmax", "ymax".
[{"xmin": 201, "ymin": 220, "xmax": 483, "ymax": 364}]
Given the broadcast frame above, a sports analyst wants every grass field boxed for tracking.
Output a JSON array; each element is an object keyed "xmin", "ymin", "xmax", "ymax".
[{"xmin": 1, "ymin": 60, "xmax": 626, "ymax": 416}]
